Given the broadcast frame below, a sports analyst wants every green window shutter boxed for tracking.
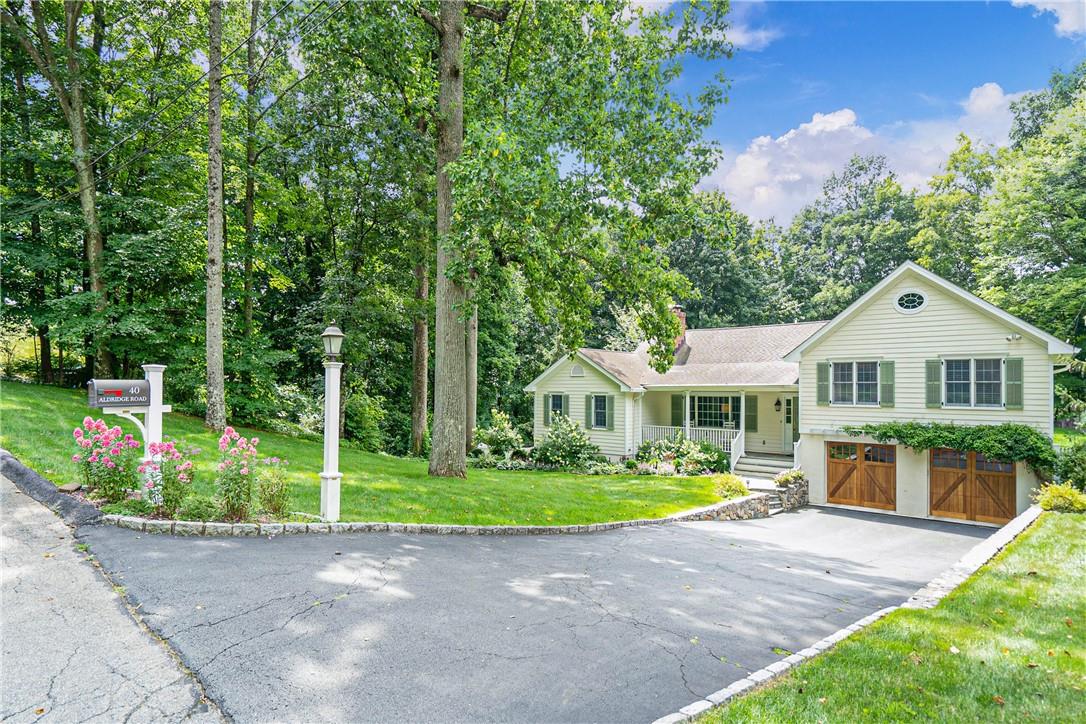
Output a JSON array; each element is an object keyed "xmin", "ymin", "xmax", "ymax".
[
  {"xmin": 925, "ymin": 360, "xmax": 942, "ymax": 408},
  {"xmin": 816, "ymin": 362, "xmax": 830, "ymax": 406},
  {"xmin": 562, "ymin": 394, "xmax": 570, "ymax": 420},
  {"xmin": 744, "ymin": 395, "xmax": 758, "ymax": 433},
  {"xmin": 585, "ymin": 395, "xmax": 593, "ymax": 428},
  {"xmin": 1005, "ymin": 358, "xmax": 1023, "ymax": 409},
  {"xmin": 879, "ymin": 361, "xmax": 895, "ymax": 407},
  {"xmin": 606, "ymin": 395, "xmax": 615, "ymax": 431},
  {"xmin": 543, "ymin": 394, "xmax": 551, "ymax": 426},
  {"xmin": 671, "ymin": 394, "xmax": 683, "ymax": 427}
]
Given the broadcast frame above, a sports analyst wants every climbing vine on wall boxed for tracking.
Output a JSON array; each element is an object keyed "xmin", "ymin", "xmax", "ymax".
[{"xmin": 841, "ymin": 422, "xmax": 1057, "ymax": 478}]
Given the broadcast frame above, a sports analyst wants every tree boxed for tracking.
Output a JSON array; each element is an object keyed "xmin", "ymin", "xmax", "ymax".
[
  {"xmin": 909, "ymin": 134, "xmax": 995, "ymax": 288},
  {"xmin": 1008, "ymin": 60, "xmax": 1085, "ymax": 148},
  {"xmin": 206, "ymin": 0, "xmax": 226, "ymax": 431},
  {"xmin": 2, "ymin": 0, "xmax": 110, "ymax": 375}
]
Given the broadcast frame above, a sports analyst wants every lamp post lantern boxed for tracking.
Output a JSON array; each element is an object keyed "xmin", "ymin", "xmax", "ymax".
[{"xmin": 320, "ymin": 324, "xmax": 345, "ymax": 522}]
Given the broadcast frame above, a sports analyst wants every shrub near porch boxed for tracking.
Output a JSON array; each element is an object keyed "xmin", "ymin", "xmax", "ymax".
[{"xmin": 1, "ymin": 382, "xmax": 726, "ymax": 526}]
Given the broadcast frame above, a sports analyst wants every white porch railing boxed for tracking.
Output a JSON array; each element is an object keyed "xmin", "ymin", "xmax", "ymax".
[
  {"xmin": 641, "ymin": 425, "xmax": 741, "ymax": 452},
  {"xmin": 731, "ymin": 430, "xmax": 745, "ymax": 472}
]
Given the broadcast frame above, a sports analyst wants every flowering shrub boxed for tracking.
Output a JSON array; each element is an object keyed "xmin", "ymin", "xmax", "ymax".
[
  {"xmin": 1035, "ymin": 482, "xmax": 1086, "ymax": 512},
  {"xmin": 138, "ymin": 441, "xmax": 196, "ymax": 518},
  {"xmin": 635, "ymin": 436, "xmax": 728, "ymax": 475},
  {"xmin": 216, "ymin": 426, "xmax": 260, "ymax": 521},
  {"xmin": 257, "ymin": 457, "xmax": 290, "ymax": 517},
  {"xmin": 473, "ymin": 409, "xmax": 523, "ymax": 458},
  {"xmin": 72, "ymin": 417, "xmax": 142, "ymax": 503},
  {"xmin": 773, "ymin": 468, "xmax": 807, "ymax": 489},
  {"xmin": 531, "ymin": 413, "xmax": 601, "ymax": 469}
]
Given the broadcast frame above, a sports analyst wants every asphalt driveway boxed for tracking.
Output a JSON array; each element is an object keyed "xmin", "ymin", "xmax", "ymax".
[{"xmin": 79, "ymin": 508, "xmax": 989, "ymax": 723}]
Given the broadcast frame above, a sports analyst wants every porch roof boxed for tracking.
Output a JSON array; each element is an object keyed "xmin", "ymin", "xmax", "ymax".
[{"xmin": 579, "ymin": 321, "xmax": 827, "ymax": 389}]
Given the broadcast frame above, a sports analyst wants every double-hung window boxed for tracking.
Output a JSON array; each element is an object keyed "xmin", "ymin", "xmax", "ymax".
[
  {"xmin": 831, "ymin": 362, "xmax": 854, "ymax": 404},
  {"xmin": 944, "ymin": 359, "xmax": 1003, "ymax": 407},
  {"xmin": 592, "ymin": 395, "xmax": 607, "ymax": 429},
  {"xmin": 831, "ymin": 362, "xmax": 879, "ymax": 405},
  {"xmin": 550, "ymin": 394, "xmax": 565, "ymax": 418}
]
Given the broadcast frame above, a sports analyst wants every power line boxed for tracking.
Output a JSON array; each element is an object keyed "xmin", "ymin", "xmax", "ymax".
[{"xmin": 4, "ymin": 0, "xmax": 347, "ymax": 226}]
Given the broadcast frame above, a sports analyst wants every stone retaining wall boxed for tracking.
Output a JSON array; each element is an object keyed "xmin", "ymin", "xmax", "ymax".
[
  {"xmin": 777, "ymin": 478, "xmax": 809, "ymax": 510},
  {"xmin": 102, "ymin": 492, "xmax": 773, "ymax": 537}
]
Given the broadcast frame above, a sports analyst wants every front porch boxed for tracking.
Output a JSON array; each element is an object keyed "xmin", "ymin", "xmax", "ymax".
[{"xmin": 638, "ymin": 388, "xmax": 800, "ymax": 460}]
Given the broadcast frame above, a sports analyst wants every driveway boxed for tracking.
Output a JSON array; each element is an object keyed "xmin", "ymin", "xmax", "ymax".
[
  {"xmin": 0, "ymin": 476, "xmax": 219, "ymax": 723},
  {"xmin": 79, "ymin": 508, "xmax": 988, "ymax": 723}
]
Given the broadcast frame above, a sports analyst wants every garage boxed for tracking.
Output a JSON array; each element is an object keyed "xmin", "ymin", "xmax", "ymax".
[
  {"xmin": 825, "ymin": 441, "xmax": 896, "ymax": 510},
  {"xmin": 929, "ymin": 448, "xmax": 1016, "ymax": 525}
]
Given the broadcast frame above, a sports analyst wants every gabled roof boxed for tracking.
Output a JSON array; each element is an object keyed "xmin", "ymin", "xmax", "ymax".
[
  {"xmin": 783, "ymin": 261, "xmax": 1079, "ymax": 361},
  {"xmin": 523, "ymin": 321, "xmax": 827, "ymax": 392}
]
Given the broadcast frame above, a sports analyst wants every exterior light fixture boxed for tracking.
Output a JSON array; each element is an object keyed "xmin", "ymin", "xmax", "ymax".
[
  {"xmin": 774, "ymin": 398, "xmax": 782, "ymax": 412},
  {"xmin": 322, "ymin": 324, "xmax": 345, "ymax": 360}
]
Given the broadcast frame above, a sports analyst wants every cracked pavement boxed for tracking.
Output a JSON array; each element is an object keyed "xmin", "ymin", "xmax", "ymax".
[
  {"xmin": 76, "ymin": 506, "xmax": 988, "ymax": 722},
  {"xmin": 0, "ymin": 476, "xmax": 220, "ymax": 723}
]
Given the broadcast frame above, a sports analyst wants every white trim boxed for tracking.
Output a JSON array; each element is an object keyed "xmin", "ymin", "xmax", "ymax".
[
  {"xmin": 783, "ymin": 261, "xmax": 1078, "ymax": 360},
  {"xmin": 941, "ymin": 357, "xmax": 1006, "ymax": 409},
  {"xmin": 523, "ymin": 350, "xmax": 640, "ymax": 392},
  {"xmin": 829, "ymin": 360, "xmax": 880, "ymax": 406}
]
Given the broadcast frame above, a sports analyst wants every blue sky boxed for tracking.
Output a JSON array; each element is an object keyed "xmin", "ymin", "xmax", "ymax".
[{"xmin": 680, "ymin": 1, "xmax": 1086, "ymax": 221}]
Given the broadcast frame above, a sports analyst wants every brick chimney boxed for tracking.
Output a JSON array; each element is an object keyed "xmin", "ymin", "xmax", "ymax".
[{"xmin": 671, "ymin": 304, "xmax": 687, "ymax": 351}]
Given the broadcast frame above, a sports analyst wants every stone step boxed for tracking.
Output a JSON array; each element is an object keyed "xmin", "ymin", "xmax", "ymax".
[{"xmin": 733, "ymin": 462, "xmax": 791, "ymax": 476}]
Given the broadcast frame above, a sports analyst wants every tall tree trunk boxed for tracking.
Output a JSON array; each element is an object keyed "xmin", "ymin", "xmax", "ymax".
[
  {"xmin": 411, "ymin": 258, "xmax": 429, "ymax": 456},
  {"xmin": 243, "ymin": 0, "xmax": 261, "ymax": 338},
  {"xmin": 428, "ymin": 0, "xmax": 467, "ymax": 478},
  {"xmin": 14, "ymin": 64, "xmax": 52, "ymax": 383},
  {"xmin": 205, "ymin": 0, "xmax": 227, "ymax": 431},
  {"xmin": 465, "ymin": 273, "xmax": 477, "ymax": 451},
  {"xmin": 2, "ymin": 0, "xmax": 111, "ymax": 378}
]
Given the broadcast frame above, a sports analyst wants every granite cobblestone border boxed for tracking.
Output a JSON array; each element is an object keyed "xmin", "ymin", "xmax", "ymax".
[
  {"xmin": 651, "ymin": 504, "xmax": 1044, "ymax": 723},
  {"xmin": 99, "ymin": 492, "xmax": 774, "ymax": 537}
]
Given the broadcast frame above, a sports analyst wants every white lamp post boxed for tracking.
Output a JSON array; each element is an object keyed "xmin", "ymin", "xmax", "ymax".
[{"xmin": 320, "ymin": 324, "xmax": 345, "ymax": 522}]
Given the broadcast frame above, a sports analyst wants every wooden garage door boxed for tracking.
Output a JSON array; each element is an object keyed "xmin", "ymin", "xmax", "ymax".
[
  {"xmin": 930, "ymin": 449, "xmax": 1016, "ymax": 525},
  {"xmin": 826, "ymin": 442, "xmax": 896, "ymax": 510}
]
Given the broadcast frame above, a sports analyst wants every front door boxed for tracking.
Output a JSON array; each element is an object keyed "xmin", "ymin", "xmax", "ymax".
[
  {"xmin": 783, "ymin": 396, "xmax": 800, "ymax": 447},
  {"xmin": 930, "ymin": 449, "xmax": 1016, "ymax": 524},
  {"xmin": 826, "ymin": 442, "xmax": 897, "ymax": 510}
]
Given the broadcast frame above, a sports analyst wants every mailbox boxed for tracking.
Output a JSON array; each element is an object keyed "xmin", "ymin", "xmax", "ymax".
[{"xmin": 88, "ymin": 379, "xmax": 151, "ymax": 409}]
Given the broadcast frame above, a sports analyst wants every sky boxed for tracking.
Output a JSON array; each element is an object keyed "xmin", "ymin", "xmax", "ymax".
[{"xmin": 672, "ymin": 1, "xmax": 1086, "ymax": 223}]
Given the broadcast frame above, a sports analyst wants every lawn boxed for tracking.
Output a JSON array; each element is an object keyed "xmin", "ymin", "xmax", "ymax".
[
  {"xmin": 700, "ymin": 511, "xmax": 1086, "ymax": 723},
  {"xmin": 0, "ymin": 381, "xmax": 724, "ymax": 525},
  {"xmin": 1055, "ymin": 427, "xmax": 1083, "ymax": 448}
]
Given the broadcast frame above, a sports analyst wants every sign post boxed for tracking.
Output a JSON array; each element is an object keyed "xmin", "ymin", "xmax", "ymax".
[{"xmin": 88, "ymin": 364, "xmax": 171, "ymax": 462}]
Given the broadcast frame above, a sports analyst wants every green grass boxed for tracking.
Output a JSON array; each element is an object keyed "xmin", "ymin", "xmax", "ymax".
[
  {"xmin": 1055, "ymin": 427, "xmax": 1084, "ymax": 448},
  {"xmin": 700, "ymin": 511, "xmax": 1086, "ymax": 722},
  {"xmin": 0, "ymin": 381, "xmax": 724, "ymax": 525}
]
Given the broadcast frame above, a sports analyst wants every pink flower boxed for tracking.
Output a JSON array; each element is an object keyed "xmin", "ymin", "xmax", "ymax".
[
  {"xmin": 251, "ymin": 437, "xmax": 260, "ymax": 445},
  {"xmin": 145, "ymin": 480, "xmax": 154, "ymax": 489},
  {"xmin": 72, "ymin": 454, "xmax": 82, "ymax": 462},
  {"xmin": 110, "ymin": 447, "xmax": 120, "ymax": 456},
  {"xmin": 178, "ymin": 473, "xmax": 189, "ymax": 483},
  {"xmin": 89, "ymin": 454, "xmax": 99, "ymax": 463},
  {"xmin": 80, "ymin": 439, "xmax": 92, "ymax": 448},
  {"xmin": 73, "ymin": 428, "xmax": 83, "ymax": 439},
  {"xmin": 83, "ymin": 416, "xmax": 93, "ymax": 427},
  {"xmin": 105, "ymin": 461, "xmax": 116, "ymax": 469},
  {"xmin": 240, "ymin": 467, "xmax": 248, "ymax": 475}
]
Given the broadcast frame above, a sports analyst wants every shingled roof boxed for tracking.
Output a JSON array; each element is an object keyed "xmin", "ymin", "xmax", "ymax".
[{"xmin": 579, "ymin": 321, "xmax": 828, "ymax": 388}]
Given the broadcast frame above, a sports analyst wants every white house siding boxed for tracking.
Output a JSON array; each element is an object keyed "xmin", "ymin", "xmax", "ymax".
[
  {"xmin": 797, "ymin": 275, "xmax": 1052, "ymax": 520},
  {"xmin": 798, "ymin": 276, "xmax": 1054, "ymax": 434},
  {"xmin": 531, "ymin": 356, "xmax": 631, "ymax": 458}
]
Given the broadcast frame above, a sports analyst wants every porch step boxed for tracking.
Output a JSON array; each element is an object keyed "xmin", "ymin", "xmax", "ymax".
[{"xmin": 733, "ymin": 462, "xmax": 792, "ymax": 477}]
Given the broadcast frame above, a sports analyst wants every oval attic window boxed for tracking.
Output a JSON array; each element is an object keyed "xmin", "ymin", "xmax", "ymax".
[
  {"xmin": 570, "ymin": 364, "xmax": 585, "ymax": 377},
  {"xmin": 896, "ymin": 291, "xmax": 926, "ymax": 313}
]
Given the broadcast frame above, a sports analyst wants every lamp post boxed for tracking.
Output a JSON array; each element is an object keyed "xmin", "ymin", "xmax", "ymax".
[{"xmin": 320, "ymin": 324, "xmax": 345, "ymax": 522}]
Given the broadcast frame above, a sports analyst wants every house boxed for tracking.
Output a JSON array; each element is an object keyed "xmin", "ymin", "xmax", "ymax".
[{"xmin": 525, "ymin": 261, "xmax": 1078, "ymax": 525}]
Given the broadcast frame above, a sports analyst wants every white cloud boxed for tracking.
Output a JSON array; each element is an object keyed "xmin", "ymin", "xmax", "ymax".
[
  {"xmin": 728, "ymin": 24, "xmax": 783, "ymax": 51},
  {"xmin": 1011, "ymin": 0, "xmax": 1086, "ymax": 37},
  {"xmin": 702, "ymin": 83, "xmax": 1028, "ymax": 222}
]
